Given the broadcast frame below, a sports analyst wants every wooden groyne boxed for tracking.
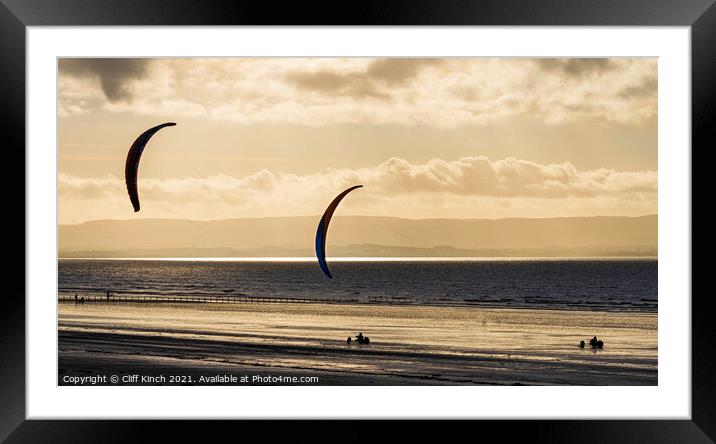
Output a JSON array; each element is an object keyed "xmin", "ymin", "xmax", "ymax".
[{"xmin": 58, "ymin": 292, "xmax": 427, "ymax": 306}]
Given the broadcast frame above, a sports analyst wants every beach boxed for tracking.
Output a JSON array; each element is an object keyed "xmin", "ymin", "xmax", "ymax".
[
  {"xmin": 58, "ymin": 300, "xmax": 657, "ymax": 385},
  {"xmin": 55, "ymin": 55, "xmax": 660, "ymax": 390}
]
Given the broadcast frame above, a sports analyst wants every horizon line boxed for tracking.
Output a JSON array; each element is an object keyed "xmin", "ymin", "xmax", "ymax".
[
  {"xmin": 59, "ymin": 213, "xmax": 659, "ymax": 226},
  {"xmin": 58, "ymin": 256, "xmax": 658, "ymax": 262}
]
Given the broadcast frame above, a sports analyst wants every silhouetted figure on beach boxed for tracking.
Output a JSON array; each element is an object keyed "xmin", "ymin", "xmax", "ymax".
[
  {"xmin": 347, "ymin": 336, "xmax": 352, "ymax": 345},
  {"xmin": 354, "ymin": 332, "xmax": 370, "ymax": 345},
  {"xmin": 74, "ymin": 294, "xmax": 78, "ymax": 304},
  {"xmin": 579, "ymin": 340, "xmax": 585, "ymax": 348},
  {"xmin": 107, "ymin": 290, "xmax": 111, "ymax": 301},
  {"xmin": 79, "ymin": 297, "xmax": 85, "ymax": 305},
  {"xmin": 589, "ymin": 336, "xmax": 598, "ymax": 347},
  {"xmin": 596, "ymin": 340, "xmax": 604, "ymax": 349}
]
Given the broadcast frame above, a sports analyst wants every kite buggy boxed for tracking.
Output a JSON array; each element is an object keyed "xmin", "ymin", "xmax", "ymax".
[
  {"xmin": 346, "ymin": 333, "xmax": 370, "ymax": 345},
  {"xmin": 579, "ymin": 336, "xmax": 604, "ymax": 349}
]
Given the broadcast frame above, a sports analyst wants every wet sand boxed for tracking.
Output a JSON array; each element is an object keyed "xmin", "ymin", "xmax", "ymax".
[{"xmin": 58, "ymin": 301, "xmax": 657, "ymax": 385}]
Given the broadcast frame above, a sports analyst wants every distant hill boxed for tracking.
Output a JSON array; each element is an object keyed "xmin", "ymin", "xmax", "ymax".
[{"xmin": 58, "ymin": 214, "xmax": 657, "ymax": 258}]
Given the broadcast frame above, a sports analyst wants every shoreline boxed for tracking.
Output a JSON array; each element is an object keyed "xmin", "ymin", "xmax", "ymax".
[{"xmin": 59, "ymin": 301, "xmax": 657, "ymax": 386}]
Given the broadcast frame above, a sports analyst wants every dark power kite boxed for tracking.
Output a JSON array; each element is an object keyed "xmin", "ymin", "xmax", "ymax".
[
  {"xmin": 315, "ymin": 185, "xmax": 363, "ymax": 279},
  {"xmin": 125, "ymin": 122, "xmax": 176, "ymax": 212}
]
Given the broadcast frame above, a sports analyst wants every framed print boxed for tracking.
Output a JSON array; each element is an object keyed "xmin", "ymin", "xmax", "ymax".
[{"xmin": 5, "ymin": 0, "xmax": 712, "ymax": 441}]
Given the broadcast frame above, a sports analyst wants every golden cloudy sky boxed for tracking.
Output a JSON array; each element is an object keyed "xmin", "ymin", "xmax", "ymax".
[{"xmin": 58, "ymin": 58, "xmax": 657, "ymax": 224}]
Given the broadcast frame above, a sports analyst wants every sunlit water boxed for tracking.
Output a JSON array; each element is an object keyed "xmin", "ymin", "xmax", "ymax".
[{"xmin": 58, "ymin": 258, "xmax": 657, "ymax": 312}]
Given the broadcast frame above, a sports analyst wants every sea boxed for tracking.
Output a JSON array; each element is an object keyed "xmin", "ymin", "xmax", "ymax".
[{"xmin": 58, "ymin": 258, "xmax": 657, "ymax": 312}]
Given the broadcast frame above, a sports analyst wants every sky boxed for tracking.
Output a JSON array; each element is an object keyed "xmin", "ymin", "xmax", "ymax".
[{"xmin": 58, "ymin": 58, "xmax": 657, "ymax": 225}]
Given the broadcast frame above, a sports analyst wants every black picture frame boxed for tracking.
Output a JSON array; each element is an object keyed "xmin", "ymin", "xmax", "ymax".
[{"xmin": 4, "ymin": 0, "xmax": 711, "ymax": 441}]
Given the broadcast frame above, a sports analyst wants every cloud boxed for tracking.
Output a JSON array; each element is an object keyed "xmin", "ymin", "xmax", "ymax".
[
  {"xmin": 337, "ymin": 156, "xmax": 657, "ymax": 198},
  {"xmin": 619, "ymin": 76, "xmax": 657, "ymax": 98},
  {"xmin": 58, "ymin": 58, "xmax": 658, "ymax": 127},
  {"xmin": 284, "ymin": 58, "xmax": 441, "ymax": 99},
  {"xmin": 535, "ymin": 58, "xmax": 615, "ymax": 77},
  {"xmin": 59, "ymin": 58, "xmax": 151, "ymax": 102},
  {"xmin": 58, "ymin": 155, "xmax": 657, "ymax": 223},
  {"xmin": 285, "ymin": 71, "xmax": 388, "ymax": 99},
  {"xmin": 365, "ymin": 58, "xmax": 443, "ymax": 85},
  {"xmin": 58, "ymin": 174, "xmax": 122, "ymax": 199}
]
